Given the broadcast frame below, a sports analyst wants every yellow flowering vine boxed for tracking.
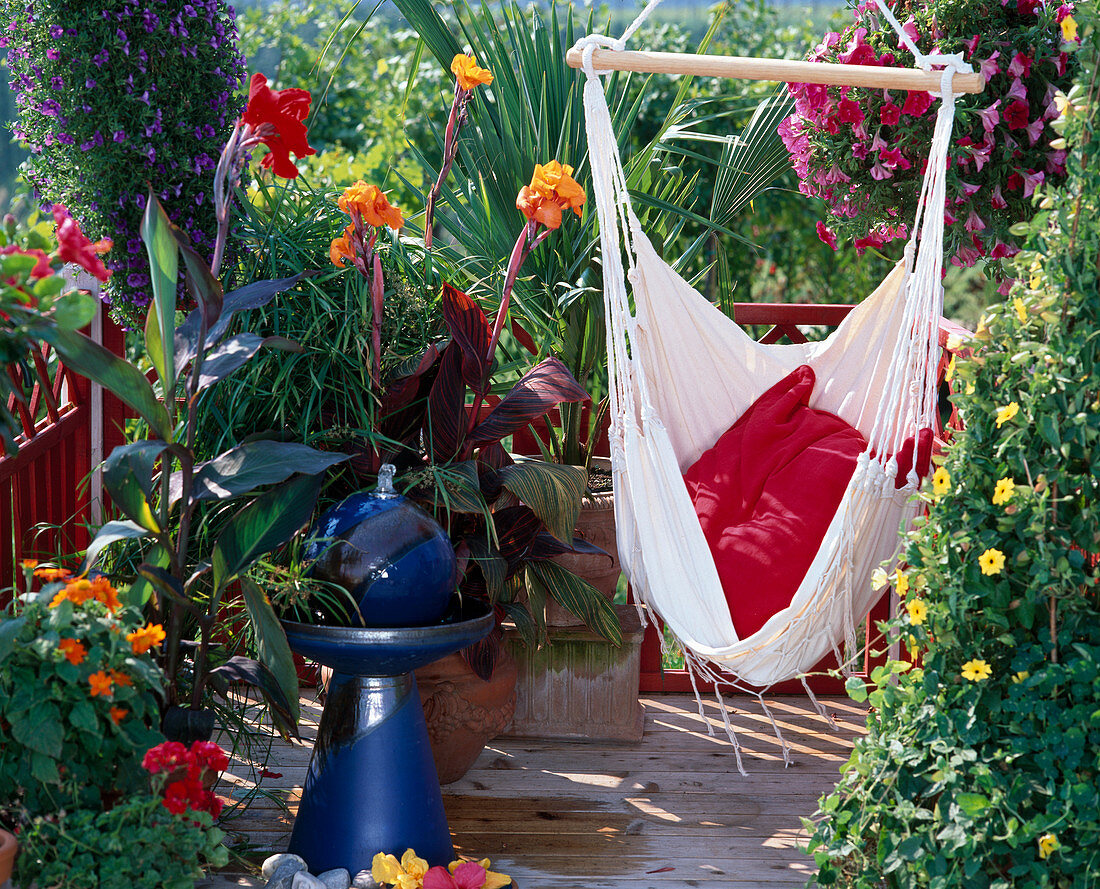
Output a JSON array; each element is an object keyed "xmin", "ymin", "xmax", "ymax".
[
  {"xmin": 995, "ymin": 402, "xmax": 1019, "ymax": 428},
  {"xmin": 961, "ymin": 659, "xmax": 992, "ymax": 681},
  {"xmin": 1038, "ymin": 832, "xmax": 1061, "ymax": 859},
  {"xmin": 931, "ymin": 466, "xmax": 950, "ymax": 496},
  {"xmin": 905, "ymin": 599, "xmax": 927, "ymax": 625},
  {"xmin": 978, "ymin": 547, "xmax": 1006, "ymax": 576},
  {"xmin": 992, "ymin": 476, "xmax": 1015, "ymax": 506}
]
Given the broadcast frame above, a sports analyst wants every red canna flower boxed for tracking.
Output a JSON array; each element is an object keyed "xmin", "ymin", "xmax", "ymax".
[
  {"xmin": 51, "ymin": 204, "xmax": 112, "ymax": 282},
  {"xmin": 0, "ymin": 245, "xmax": 52, "ymax": 282},
  {"xmin": 240, "ymin": 72, "xmax": 317, "ymax": 179}
]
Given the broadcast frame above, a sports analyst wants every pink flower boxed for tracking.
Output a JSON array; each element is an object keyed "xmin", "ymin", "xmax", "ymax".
[
  {"xmin": 990, "ymin": 240, "xmax": 1019, "ymax": 259},
  {"xmin": 1006, "ymin": 78, "xmax": 1028, "ymax": 103},
  {"xmin": 1024, "ymin": 117, "xmax": 1045, "ymax": 146},
  {"xmin": 1017, "ymin": 0, "xmax": 1039, "ymax": 14},
  {"xmin": 854, "ymin": 232, "xmax": 884, "ymax": 254},
  {"xmin": 1046, "ymin": 149, "xmax": 1067, "ymax": 176},
  {"xmin": 838, "ymin": 28, "xmax": 879, "ymax": 66},
  {"xmin": 1003, "ymin": 100, "xmax": 1030, "ymax": 130},
  {"xmin": 976, "ymin": 101, "xmax": 1001, "ymax": 134},
  {"xmin": 878, "ymin": 147, "xmax": 910, "ymax": 170},
  {"xmin": 996, "ymin": 279, "xmax": 1015, "ymax": 296},
  {"xmin": 1056, "ymin": 4, "xmax": 1075, "ymax": 23},
  {"xmin": 964, "ymin": 210, "xmax": 986, "ymax": 233},
  {"xmin": 816, "ymin": 221, "xmax": 838, "ymax": 250},
  {"xmin": 870, "ymin": 130, "xmax": 888, "ymax": 153},
  {"xmin": 869, "ymin": 161, "xmax": 892, "ymax": 180},
  {"xmin": 958, "ymin": 180, "xmax": 981, "ymax": 198},
  {"xmin": 979, "ymin": 52, "xmax": 1002, "ymax": 81},
  {"xmin": 879, "ymin": 102, "xmax": 901, "ymax": 126},
  {"xmin": 901, "ymin": 91, "xmax": 934, "ymax": 117},
  {"xmin": 1007, "ymin": 51, "xmax": 1032, "ymax": 79},
  {"xmin": 836, "ymin": 97, "xmax": 864, "ymax": 125},
  {"xmin": 1022, "ymin": 169, "xmax": 1045, "ymax": 198},
  {"xmin": 950, "ymin": 240, "xmax": 983, "ymax": 268},
  {"xmin": 943, "ymin": 208, "xmax": 957, "ymax": 226},
  {"xmin": 969, "ymin": 140, "xmax": 993, "ymax": 171},
  {"xmin": 423, "ymin": 862, "xmax": 490, "ymax": 889},
  {"xmin": 901, "ymin": 16, "xmax": 920, "ymax": 43},
  {"xmin": 991, "ymin": 184, "xmax": 1008, "ymax": 209}
]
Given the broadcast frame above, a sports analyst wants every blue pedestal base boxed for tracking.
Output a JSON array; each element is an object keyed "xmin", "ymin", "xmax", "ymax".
[{"xmin": 288, "ymin": 672, "xmax": 452, "ymax": 873}]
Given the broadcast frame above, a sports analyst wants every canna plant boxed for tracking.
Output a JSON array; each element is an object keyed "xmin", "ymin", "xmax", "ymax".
[{"xmin": 42, "ymin": 75, "xmax": 347, "ymax": 739}]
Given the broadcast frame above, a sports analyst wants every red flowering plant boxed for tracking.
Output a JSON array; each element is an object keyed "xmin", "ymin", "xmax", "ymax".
[
  {"xmin": 780, "ymin": 0, "xmax": 1080, "ymax": 282},
  {"xmin": 142, "ymin": 739, "xmax": 230, "ymax": 819},
  {"xmin": 0, "ymin": 206, "xmax": 107, "ymax": 454}
]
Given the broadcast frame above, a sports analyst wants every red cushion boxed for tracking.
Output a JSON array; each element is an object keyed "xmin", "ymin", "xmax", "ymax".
[{"xmin": 683, "ymin": 365, "xmax": 866, "ymax": 639}]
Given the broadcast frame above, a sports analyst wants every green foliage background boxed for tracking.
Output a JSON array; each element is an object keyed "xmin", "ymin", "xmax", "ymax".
[{"xmin": 808, "ymin": 9, "xmax": 1100, "ymax": 886}]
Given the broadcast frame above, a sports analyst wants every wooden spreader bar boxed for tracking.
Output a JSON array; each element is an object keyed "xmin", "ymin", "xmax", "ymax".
[{"xmin": 566, "ymin": 48, "xmax": 987, "ymax": 94}]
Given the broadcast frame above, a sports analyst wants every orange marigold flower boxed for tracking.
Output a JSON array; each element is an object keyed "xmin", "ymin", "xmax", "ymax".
[
  {"xmin": 110, "ymin": 706, "xmax": 128, "ymax": 725},
  {"xmin": 58, "ymin": 638, "xmax": 87, "ymax": 665},
  {"xmin": 337, "ymin": 181, "xmax": 403, "ymax": 230},
  {"xmin": 330, "ymin": 224, "xmax": 356, "ymax": 268},
  {"xmin": 516, "ymin": 161, "xmax": 586, "ymax": 230},
  {"xmin": 21, "ymin": 559, "xmax": 38, "ymax": 569},
  {"xmin": 126, "ymin": 623, "xmax": 166, "ymax": 655},
  {"xmin": 450, "ymin": 53, "xmax": 493, "ymax": 90},
  {"xmin": 91, "ymin": 576, "xmax": 121, "ymax": 611},
  {"xmin": 88, "ymin": 670, "xmax": 114, "ymax": 697},
  {"xmin": 34, "ymin": 566, "xmax": 73, "ymax": 582},
  {"xmin": 64, "ymin": 578, "xmax": 95, "ymax": 605},
  {"xmin": 110, "ymin": 669, "xmax": 133, "ymax": 688}
]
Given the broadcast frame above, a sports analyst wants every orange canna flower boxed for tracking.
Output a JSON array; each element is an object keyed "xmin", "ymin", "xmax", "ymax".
[
  {"xmin": 58, "ymin": 638, "xmax": 87, "ymax": 665},
  {"xmin": 88, "ymin": 670, "xmax": 114, "ymax": 698},
  {"xmin": 516, "ymin": 161, "xmax": 586, "ymax": 230},
  {"xmin": 126, "ymin": 623, "xmax": 166, "ymax": 655},
  {"xmin": 109, "ymin": 669, "xmax": 133, "ymax": 687},
  {"xmin": 450, "ymin": 53, "xmax": 493, "ymax": 91},
  {"xmin": 110, "ymin": 706, "xmax": 128, "ymax": 725},
  {"xmin": 337, "ymin": 182, "xmax": 403, "ymax": 230},
  {"xmin": 329, "ymin": 224, "xmax": 356, "ymax": 268}
]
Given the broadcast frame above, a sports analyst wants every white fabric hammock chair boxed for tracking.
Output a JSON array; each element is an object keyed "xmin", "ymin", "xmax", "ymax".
[{"xmin": 574, "ymin": 0, "xmax": 973, "ymax": 767}]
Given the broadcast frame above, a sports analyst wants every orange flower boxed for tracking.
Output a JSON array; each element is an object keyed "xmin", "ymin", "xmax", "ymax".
[
  {"xmin": 21, "ymin": 559, "xmax": 38, "ymax": 570},
  {"xmin": 110, "ymin": 669, "xmax": 133, "ymax": 687},
  {"xmin": 126, "ymin": 623, "xmax": 166, "ymax": 655},
  {"xmin": 58, "ymin": 638, "xmax": 87, "ymax": 665},
  {"xmin": 88, "ymin": 670, "xmax": 114, "ymax": 698},
  {"xmin": 516, "ymin": 161, "xmax": 586, "ymax": 230},
  {"xmin": 330, "ymin": 224, "xmax": 356, "ymax": 268},
  {"xmin": 34, "ymin": 566, "xmax": 73, "ymax": 582},
  {"xmin": 337, "ymin": 182, "xmax": 403, "ymax": 230},
  {"xmin": 90, "ymin": 576, "xmax": 121, "ymax": 611},
  {"xmin": 110, "ymin": 706, "xmax": 128, "ymax": 725},
  {"xmin": 450, "ymin": 53, "xmax": 493, "ymax": 90}
]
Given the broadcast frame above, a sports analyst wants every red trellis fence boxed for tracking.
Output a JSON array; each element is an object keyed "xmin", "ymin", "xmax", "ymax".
[{"xmin": 0, "ymin": 295, "xmax": 127, "ymax": 593}]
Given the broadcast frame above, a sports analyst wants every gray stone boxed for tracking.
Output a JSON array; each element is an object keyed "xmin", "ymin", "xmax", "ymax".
[
  {"xmin": 351, "ymin": 872, "xmax": 381, "ymax": 889},
  {"xmin": 291, "ymin": 873, "xmax": 326, "ymax": 889},
  {"xmin": 262, "ymin": 854, "xmax": 308, "ymax": 880},
  {"xmin": 316, "ymin": 869, "xmax": 351, "ymax": 889}
]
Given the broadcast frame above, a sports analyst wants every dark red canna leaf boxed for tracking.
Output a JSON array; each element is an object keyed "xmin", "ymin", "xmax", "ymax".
[
  {"xmin": 467, "ymin": 357, "xmax": 588, "ymax": 447},
  {"xmin": 494, "ymin": 505, "xmax": 544, "ymax": 569},
  {"xmin": 425, "ymin": 343, "xmax": 467, "ymax": 463},
  {"xmin": 441, "ymin": 282, "xmax": 492, "ymax": 394}
]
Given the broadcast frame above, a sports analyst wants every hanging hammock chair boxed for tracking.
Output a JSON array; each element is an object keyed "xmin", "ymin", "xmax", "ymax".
[{"xmin": 568, "ymin": 0, "xmax": 983, "ymax": 757}]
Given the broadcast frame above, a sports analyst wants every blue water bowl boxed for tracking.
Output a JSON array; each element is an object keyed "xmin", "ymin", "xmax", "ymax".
[{"xmin": 307, "ymin": 476, "xmax": 455, "ymax": 628}]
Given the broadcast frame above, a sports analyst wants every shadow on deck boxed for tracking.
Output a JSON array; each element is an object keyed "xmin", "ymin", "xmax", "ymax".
[{"xmin": 203, "ymin": 692, "xmax": 866, "ymax": 889}]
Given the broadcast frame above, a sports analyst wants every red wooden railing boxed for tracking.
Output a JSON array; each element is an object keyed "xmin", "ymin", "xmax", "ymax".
[{"xmin": 0, "ymin": 298, "xmax": 127, "ymax": 592}]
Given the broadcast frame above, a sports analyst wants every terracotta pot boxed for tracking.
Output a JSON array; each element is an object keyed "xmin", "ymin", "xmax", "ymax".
[
  {"xmin": 546, "ymin": 457, "xmax": 620, "ymax": 626},
  {"xmin": 0, "ymin": 828, "xmax": 17, "ymax": 886},
  {"xmin": 415, "ymin": 647, "xmax": 518, "ymax": 785}
]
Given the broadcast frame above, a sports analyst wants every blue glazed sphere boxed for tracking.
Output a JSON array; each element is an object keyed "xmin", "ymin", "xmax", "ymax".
[{"xmin": 308, "ymin": 488, "xmax": 455, "ymax": 628}]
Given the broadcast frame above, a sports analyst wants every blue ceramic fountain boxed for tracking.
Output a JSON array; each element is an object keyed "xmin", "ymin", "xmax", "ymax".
[{"xmin": 282, "ymin": 466, "xmax": 493, "ymax": 875}]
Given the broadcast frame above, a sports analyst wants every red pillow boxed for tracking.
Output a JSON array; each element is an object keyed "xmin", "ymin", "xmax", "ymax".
[{"xmin": 683, "ymin": 365, "xmax": 866, "ymax": 639}]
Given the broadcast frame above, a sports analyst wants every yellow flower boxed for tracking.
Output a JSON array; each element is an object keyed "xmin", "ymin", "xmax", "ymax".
[
  {"xmin": 1013, "ymin": 297, "xmax": 1027, "ymax": 323},
  {"xmin": 126, "ymin": 623, "xmax": 166, "ymax": 655},
  {"xmin": 906, "ymin": 599, "xmax": 927, "ymax": 625},
  {"xmin": 894, "ymin": 571, "xmax": 909, "ymax": 599},
  {"xmin": 992, "ymin": 477, "xmax": 1015, "ymax": 506},
  {"xmin": 450, "ymin": 53, "xmax": 493, "ymax": 90},
  {"xmin": 961, "ymin": 659, "xmax": 992, "ymax": 681},
  {"xmin": 1061, "ymin": 14, "xmax": 1077, "ymax": 42},
  {"xmin": 871, "ymin": 567, "xmax": 890, "ymax": 591},
  {"xmin": 1039, "ymin": 832, "xmax": 1060, "ymax": 859},
  {"xmin": 932, "ymin": 467, "xmax": 950, "ymax": 496},
  {"xmin": 945, "ymin": 333, "xmax": 967, "ymax": 352},
  {"xmin": 979, "ymin": 548, "xmax": 1006, "ymax": 576},
  {"xmin": 995, "ymin": 402, "xmax": 1019, "ymax": 428},
  {"xmin": 372, "ymin": 850, "xmax": 429, "ymax": 887},
  {"xmin": 945, "ymin": 354, "xmax": 957, "ymax": 382},
  {"xmin": 1012, "ymin": 670, "xmax": 1030, "ymax": 684}
]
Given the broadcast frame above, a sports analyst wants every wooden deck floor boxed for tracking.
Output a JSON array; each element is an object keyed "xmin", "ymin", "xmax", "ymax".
[{"xmin": 207, "ymin": 692, "xmax": 866, "ymax": 889}]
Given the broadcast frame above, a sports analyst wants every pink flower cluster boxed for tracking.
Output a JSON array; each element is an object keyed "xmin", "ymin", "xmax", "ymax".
[
  {"xmin": 780, "ymin": 0, "xmax": 1077, "ymax": 270},
  {"xmin": 142, "ymin": 739, "xmax": 229, "ymax": 817}
]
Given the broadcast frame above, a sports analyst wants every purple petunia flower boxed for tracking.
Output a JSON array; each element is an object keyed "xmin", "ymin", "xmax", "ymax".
[
  {"xmin": 45, "ymin": 46, "xmax": 58, "ymax": 59},
  {"xmin": 113, "ymin": 129, "xmax": 127, "ymax": 143}
]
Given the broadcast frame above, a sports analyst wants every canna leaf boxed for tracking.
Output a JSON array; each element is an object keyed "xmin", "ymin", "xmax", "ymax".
[{"xmin": 141, "ymin": 190, "xmax": 179, "ymax": 392}]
